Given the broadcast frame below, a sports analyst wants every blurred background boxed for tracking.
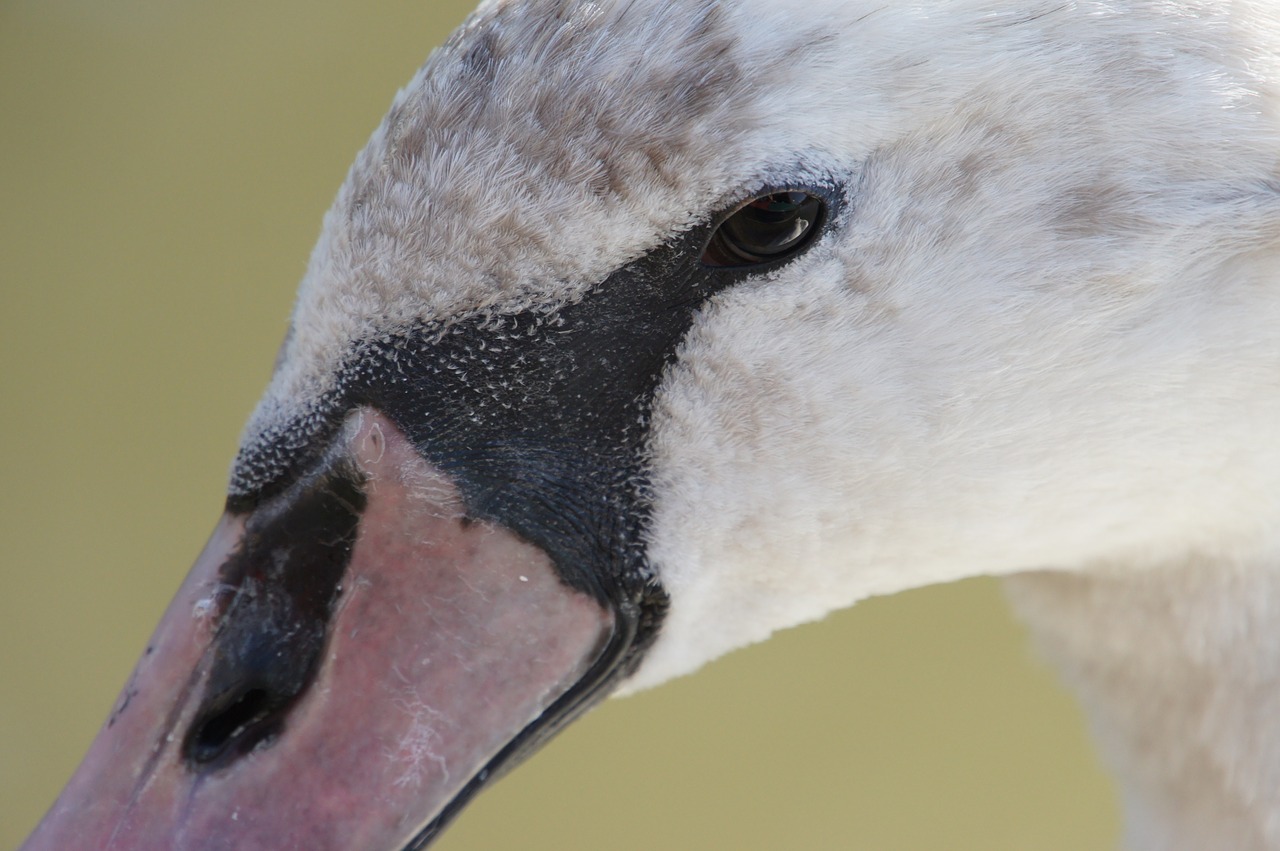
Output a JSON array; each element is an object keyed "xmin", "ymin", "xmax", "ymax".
[{"xmin": 0, "ymin": 2, "xmax": 1119, "ymax": 848}]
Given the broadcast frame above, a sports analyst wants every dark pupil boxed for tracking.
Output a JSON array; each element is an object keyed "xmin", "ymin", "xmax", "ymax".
[{"xmin": 718, "ymin": 191, "xmax": 821, "ymax": 264}]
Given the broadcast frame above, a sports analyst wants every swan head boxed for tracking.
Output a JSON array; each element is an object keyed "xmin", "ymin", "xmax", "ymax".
[{"xmin": 24, "ymin": 0, "xmax": 1280, "ymax": 848}]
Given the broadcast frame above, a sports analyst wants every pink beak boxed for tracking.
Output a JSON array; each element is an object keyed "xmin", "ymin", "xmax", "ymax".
[{"xmin": 21, "ymin": 409, "xmax": 615, "ymax": 850}]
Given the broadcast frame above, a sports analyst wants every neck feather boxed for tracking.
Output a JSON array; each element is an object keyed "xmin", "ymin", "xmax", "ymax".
[{"xmin": 1005, "ymin": 553, "xmax": 1280, "ymax": 850}]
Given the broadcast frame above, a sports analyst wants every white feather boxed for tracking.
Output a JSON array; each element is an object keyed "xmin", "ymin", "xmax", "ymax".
[{"xmin": 260, "ymin": 1, "xmax": 1280, "ymax": 846}]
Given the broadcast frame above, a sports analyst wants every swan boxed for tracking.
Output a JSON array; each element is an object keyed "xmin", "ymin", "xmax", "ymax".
[{"xmin": 18, "ymin": 0, "xmax": 1280, "ymax": 848}]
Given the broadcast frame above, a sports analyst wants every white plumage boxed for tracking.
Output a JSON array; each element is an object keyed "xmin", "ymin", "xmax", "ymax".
[{"xmin": 270, "ymin": 2, "xmax": 1280, "ymax": 845}]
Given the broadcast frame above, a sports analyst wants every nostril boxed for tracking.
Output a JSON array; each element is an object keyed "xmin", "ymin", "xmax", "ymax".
[
  {"xmin": 180, "ymin": 586, "xmax": 340, "ymax": 772},
  {"xmin": 186, "ymin": 687, "xmax": 287, "ymax": 766},
  {"xmin": 183, "ymin": 459, "xmax": 365, "ymax": 771}
]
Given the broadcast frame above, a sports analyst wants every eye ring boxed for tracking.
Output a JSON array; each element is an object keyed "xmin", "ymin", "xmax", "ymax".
[{"xmin": 701, "ymin": 190, "xmax": 826, "ymax": 268}]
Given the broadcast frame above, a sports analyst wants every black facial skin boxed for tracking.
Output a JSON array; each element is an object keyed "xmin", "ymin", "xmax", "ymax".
[{"xmin": 211, "ymin": 179, "xmax": 843, "ymax": 847}]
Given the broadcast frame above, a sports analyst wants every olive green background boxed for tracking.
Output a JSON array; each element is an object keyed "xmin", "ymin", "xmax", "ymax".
[{"xmin": 0, "ymin": 3, "xmax": 1119, "ymax": 848}]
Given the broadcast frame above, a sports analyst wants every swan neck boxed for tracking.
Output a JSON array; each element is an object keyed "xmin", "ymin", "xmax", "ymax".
[{"xmin": 1006, "ymin": 555, "xmax": 1280, "ymax": 851}]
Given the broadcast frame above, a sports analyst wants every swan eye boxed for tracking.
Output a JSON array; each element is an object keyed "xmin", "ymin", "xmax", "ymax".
[{"xmin": 702, "ymin": 191, "xmax": 825, "ymax": 267}]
